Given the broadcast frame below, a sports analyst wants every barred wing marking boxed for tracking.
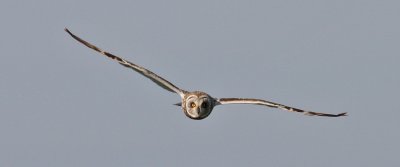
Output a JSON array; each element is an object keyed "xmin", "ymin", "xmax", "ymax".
[
  {"xmin": 65, "ymin": 28, "xmax": 186, "ymax": 97},
  {"xmin": 217, "ymin": 98, "xmax": 347, "ymax": 117}
]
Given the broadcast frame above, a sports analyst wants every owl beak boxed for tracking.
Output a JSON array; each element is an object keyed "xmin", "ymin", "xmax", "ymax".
[{"xmin": 173, "ymin": 102, "xmax": 182, "ymax": 106}]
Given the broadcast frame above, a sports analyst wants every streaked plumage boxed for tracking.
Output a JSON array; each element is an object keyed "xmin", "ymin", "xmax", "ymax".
[{"xmin": 65, "ymin": 28, "xmax": 347, "ymax": 120}]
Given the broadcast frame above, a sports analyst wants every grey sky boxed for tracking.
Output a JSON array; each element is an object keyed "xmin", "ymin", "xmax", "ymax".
[{"xmin": 1, "ymin": 0, "xmax": 399, "ymax": 166}]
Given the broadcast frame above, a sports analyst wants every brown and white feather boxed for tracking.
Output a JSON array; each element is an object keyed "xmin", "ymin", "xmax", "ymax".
[
  {"xmin": 65, "ymin": 28, "xmax": 186, "ymax": 98},
  {"xmin": 217, "ymin": 98, "xmax": 347, "ymax": 117}
]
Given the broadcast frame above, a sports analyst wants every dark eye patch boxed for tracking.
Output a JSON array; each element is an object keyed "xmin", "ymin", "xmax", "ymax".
[{"xmin": 201, "ymin": 102, "xmax": 208, "ymax": 108}]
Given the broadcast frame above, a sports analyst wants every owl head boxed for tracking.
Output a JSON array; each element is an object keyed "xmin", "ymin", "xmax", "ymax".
[{"xmin": 175, "ymin": 91, "xmax": 216, "ymax": 120}]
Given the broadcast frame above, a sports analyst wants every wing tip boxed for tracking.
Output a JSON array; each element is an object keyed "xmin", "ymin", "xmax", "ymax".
[
  {"xmin": 64, "ymin": 27, "xmax": 71, "ymax": 34},
  {"xmin": 305, "ymin": 111, "xmax": 348, "ymax": 117},
  {"xmin": 64, "ymin": 28, "xmax": 77, "ymax": 39}
]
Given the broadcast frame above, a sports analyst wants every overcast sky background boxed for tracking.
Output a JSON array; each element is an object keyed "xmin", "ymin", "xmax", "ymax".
[{"xmin": 1, "ymin": 0, "xmax": 399, "ymax": 166}]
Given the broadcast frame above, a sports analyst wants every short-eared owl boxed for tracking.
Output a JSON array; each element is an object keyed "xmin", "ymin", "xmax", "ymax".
[{"xmin": 65, "ymin": 28, "xmax": 347, "ymax": 120}]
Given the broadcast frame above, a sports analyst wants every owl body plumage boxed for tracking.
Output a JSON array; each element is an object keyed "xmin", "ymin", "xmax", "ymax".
[
  {"xmin": 180, "ymin": 91, "xmax": 216, "ymax": 120},
  {"xmin": 65, "ymin": 28, "xmax": 347, "ymax": 120}
]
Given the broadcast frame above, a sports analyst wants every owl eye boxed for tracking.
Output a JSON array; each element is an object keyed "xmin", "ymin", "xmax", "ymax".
[
  {"xmin": 190, "ymin": 102, "xmax": 196, "ymax": 108},
  {"xmin": 201, "ymin": 102, "xmax": 208, "ymax": 108}
]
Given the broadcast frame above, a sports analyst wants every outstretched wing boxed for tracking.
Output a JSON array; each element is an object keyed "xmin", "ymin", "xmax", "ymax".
[
  {"xmin": 217, "ymin": 98, "xmax": 347, "ymax": 117},
  {"xmin": 65, "ymin": 28, "xmax": 186, "ymax": 97}
]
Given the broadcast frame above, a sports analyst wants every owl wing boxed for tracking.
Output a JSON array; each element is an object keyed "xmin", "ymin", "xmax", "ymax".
[
  {"xmin": 217, "ymin": 98, "xmax": 347, "ymax": 117},
  {"xmin": 65, "ymin": 28, "xmax": 186, "ymax": 97}
]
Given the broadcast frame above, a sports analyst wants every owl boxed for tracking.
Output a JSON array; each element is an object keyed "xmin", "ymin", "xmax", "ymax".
[{"xmin": 65, "ymin": 28, "xmax": 347, "ymax": 120}]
